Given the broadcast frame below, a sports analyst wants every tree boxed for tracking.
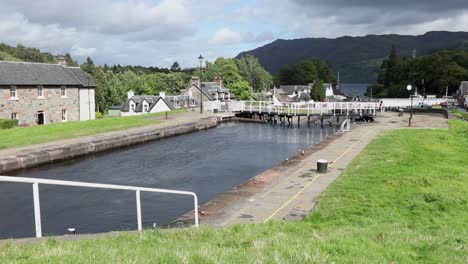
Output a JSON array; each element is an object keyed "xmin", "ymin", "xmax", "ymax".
[
  {"xmin": 170, "ymin": 61, "xmax": 181, "ymax": 72},
  {"xmin": 204, "ymin": 57, "xmax": 242, "ymax": 88},
  {"xmin": 65, "ymin": 53, "xmax": 79, "ymax": 67},
  {"xmin": 311, "ymin": 80, "xmax": 325, "ymax": 101},
  {"xmin": 276, "ymin": 60, "xmax": 336, "ymax": 85},
  {"xmin": 230, "ymin": 81, "xmax": 253, "ymax": 100},
  {"xmin": 236, "ymin": 55, "xmax": 273, "ymax": 92},
  {"xmin": 81, "ymin": 57, "xmax": 96, "ymax": 74}
]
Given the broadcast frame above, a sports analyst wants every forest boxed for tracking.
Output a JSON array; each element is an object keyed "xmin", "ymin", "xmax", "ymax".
[{"xmin": 366, "ymin": 47, "xmax": 468, "ymax": 97}]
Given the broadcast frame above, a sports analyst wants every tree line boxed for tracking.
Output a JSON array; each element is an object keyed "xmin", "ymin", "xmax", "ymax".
[
  {"xmin": 82, "ymin": 55, "xmax": 273, "ymax": 113},
  {"xmin": 366, "ymin": 47, "xmax": 468, "ymax": 97}
]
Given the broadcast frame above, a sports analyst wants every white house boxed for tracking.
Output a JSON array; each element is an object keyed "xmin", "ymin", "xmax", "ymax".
[{"xmin": 120, "ymin": 91, "xmax": 174, "ymax": 116}]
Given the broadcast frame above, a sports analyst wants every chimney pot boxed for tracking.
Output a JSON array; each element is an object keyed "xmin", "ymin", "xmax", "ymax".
[{"xmin": 56, "ymin": 55, "xmax": 67, "ymax": 67}]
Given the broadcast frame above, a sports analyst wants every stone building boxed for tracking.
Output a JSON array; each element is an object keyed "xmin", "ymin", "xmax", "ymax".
[
  {"xmin": 0, "ymin": 58, "xmax": 96, "ymax": 126},
  {"xmin": 180, "ymin": 77, "xmax": 232, "ymax": 103}
]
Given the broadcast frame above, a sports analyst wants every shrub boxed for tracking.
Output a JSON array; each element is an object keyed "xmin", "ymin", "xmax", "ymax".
[
  {"xmin": 0, "ymin": 119, "xmax": 18, "ymax": 130},
  {"xmin": 95, "ymin": 112, "xmax": 104, "ymax": 119}
]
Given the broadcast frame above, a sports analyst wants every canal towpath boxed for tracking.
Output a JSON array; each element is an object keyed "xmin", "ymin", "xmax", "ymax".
[{"xmin": 190, "ymin": 112, "xmax": 449, "ymax": 226}]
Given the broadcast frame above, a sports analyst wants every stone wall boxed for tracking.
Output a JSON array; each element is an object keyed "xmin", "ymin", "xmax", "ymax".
[
  {"xmin": 0, "ymin": 117, "xmax": 219, "ymax": 174},
  {"xmin": 0, "ymin": 86, "xmax": 80, "ymax": 126}
]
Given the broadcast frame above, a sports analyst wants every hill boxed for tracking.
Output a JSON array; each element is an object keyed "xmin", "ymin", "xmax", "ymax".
[
  {"xmin": 0, "ymin": 43, "xmax": 78, "ymax": 66},
  {"xmin": 237, "ymin": 31, "xmax": 468, "ymax": 83}
]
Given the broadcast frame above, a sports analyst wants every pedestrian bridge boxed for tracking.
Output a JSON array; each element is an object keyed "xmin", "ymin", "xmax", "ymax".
[{"xmin": 205, "ymin": 101, "xmax": 379, "ymax": 117}]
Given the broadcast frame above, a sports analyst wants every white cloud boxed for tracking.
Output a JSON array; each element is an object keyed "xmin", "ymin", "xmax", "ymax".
[
  {"xmin": 211, "ymin": 28, "xmax": 250, "ymax": 45},
  {"xmin": 70, "ymin": 45, "xmax": 97, "ymax": 57}
]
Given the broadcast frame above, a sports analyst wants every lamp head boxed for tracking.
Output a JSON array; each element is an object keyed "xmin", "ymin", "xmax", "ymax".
[
  {"xmin": 406, "ymin": 85, "xmax": 412, "ymax": 91},
  {"xmin": 198, "ymin": 54, "xmax": 204, "ymax": 64}
]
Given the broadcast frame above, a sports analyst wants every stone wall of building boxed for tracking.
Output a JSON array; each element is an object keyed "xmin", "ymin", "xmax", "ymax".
[{"xmin": 0, "ymin": 86, "xmax": 80, "ymax": 126}]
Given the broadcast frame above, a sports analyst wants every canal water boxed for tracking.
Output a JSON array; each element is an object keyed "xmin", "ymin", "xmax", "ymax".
[{"xmin": 0, "ymin": 122, "xmax": 337, "ymax": 238}]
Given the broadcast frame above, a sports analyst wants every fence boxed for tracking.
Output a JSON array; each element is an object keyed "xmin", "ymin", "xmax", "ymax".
[{"xmin": 0, "ymin": 176, "xmax": 199, "ymax": 238}]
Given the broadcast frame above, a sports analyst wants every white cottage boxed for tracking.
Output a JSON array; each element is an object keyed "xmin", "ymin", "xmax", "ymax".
[{"xmin": 120, "ymin": 91, "xmax": 174, "ymax": 116}]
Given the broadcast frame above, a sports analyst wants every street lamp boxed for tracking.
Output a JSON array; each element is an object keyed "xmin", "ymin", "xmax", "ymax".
[
  {"xmin": 407, "ymin": 84, "xmax": 413, "ymax": 127},
  {"xmin": 198, "ymin": 54, "xmax": 204, "ymax": 114}
]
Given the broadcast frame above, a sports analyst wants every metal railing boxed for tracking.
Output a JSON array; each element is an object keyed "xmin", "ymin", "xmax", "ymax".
[
  {"xmin": 233, "ymin": 101, "xmax": 379, "ymax": 116},
  {"xmin": 0, "ymin": 176, "xmax": 199, "ymax": 238}
]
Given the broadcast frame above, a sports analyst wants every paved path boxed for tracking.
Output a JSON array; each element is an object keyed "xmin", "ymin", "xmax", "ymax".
[{"xmin": 219, "ymin": 112, "xmax": 448, "ymax": 225}]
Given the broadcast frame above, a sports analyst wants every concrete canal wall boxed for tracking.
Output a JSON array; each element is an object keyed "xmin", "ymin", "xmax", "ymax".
[{"xmin": 0, "ymin": 117, "xmax": 219, "ymax": 174}]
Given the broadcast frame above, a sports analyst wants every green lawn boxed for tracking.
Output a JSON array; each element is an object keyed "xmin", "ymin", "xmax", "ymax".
[
  {"xmin": 451, "ymin": 109, "xmax": 468, "ymax": 121},
  {"xmin": 0, "ymin": 109, "xmax": 186, "ymax": 150},
  {"xmin": 1, "ymin": 120, "xmax": 467, "ymax": 263}
]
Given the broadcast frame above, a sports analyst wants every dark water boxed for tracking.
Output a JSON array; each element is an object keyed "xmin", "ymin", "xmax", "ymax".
[
  {"xmin": 0, "ymin": 122, "xmax": 337, "ymax": 238},
  {"xmin": 339, "ymin": 83, "xmax": 370, "ymax": 97}
]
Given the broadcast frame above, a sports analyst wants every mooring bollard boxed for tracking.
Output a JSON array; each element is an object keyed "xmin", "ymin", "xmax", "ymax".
[{"xmin": 317, "ymin": 159, "xmax": 328, "ymax": 173}]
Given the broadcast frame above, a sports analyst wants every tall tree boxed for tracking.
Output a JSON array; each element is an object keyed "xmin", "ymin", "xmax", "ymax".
[
  {"xmin": 236, "ymin": 55, "xmax": 273, "ymax": 92},
  {"xmin": 170, "ymin": 61, "xmax": 181, "ymax": 72},
  {"xmin": 81, "ymin": 57, "xmax": 96, "ymax": 74},
  {"xmin": 229, "ymin": 80, "xmax": 253, "ymax": 100},
  {"xmin": 311, "ymin": 80, "xmax": 326, "ymax": 102}
]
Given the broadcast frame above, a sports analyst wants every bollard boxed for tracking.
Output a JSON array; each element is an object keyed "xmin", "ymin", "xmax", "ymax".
[{"xmin": 317, "ymin": 159, "xmax": 328, "ymax": 173}]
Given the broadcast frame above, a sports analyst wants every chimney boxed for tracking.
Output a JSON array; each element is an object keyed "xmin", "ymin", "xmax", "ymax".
[
  {"xmin": 127, "ymin": 90, "xmax": 135, "ymax": 99},
  {"xmin": 56, "ymin": 55, "xmax": 67, "ymax": 67},
  {"xmin": 159, "ymin": 91, "xmax": 166, "ymax": 99},
  {"xmin": 191, "ymin": 76, "xmax": 200, "ymax": 88},
  {"xmin": 214, "ymin": 77, "xmax": 222, "ymax": 86}
]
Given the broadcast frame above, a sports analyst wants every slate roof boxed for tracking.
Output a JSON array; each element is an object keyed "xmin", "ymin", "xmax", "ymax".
[
  {"xmin": 278, "ymin": 85, "xmax": 312, "ymax": 95},
  {"xmin": 182, "ymin": 81, "xmax": 232, "ymax": 100},
  {"xmin": 0, "ymin": 61, "xmax": 95, "ymax": 87},
  {"xmin": 121, "ymin": 96, "xmax": 175, "ymax": 112}
]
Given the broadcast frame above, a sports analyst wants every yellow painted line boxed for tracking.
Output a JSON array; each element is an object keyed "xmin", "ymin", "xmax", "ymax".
[
  {"xmin": 263, "ymin": 128, "xmax": 376, "ymax": 222},
  {"xmin": 329, "ymin": 128, "xmax": 374, "ymax": 168},
  {"xmin": 263, "ymin": 174, "xmax": 322, "ymax": 223}
]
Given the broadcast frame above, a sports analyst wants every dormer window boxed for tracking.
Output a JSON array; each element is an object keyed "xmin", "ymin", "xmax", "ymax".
[
  {"xmin": 38, "ymin": 86, "xmax": 44, "ymax": 98},
  {"xmin": 143, "ymin": 103, "xmax": 149, "ymax": 112},
  {"xmin": 130, "ymin": 102, "xmax": 135, "ymax": 112},
  {"xmin": 10, "ymin": 86, "xmax": 17, "ymax": 99}
]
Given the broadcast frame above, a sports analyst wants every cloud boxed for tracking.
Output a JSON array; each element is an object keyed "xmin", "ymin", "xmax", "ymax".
[
  {"xmin": 70, "ymin": 45, "xmax": 97, "ymax": 57},
  {"xmin": 210, "ymin": 28, "xmax": 275, "ymax": 45}
]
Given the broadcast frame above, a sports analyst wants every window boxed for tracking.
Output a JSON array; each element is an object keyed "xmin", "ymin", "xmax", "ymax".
[
  {"xmin": 130, "ymin": 103, "xmax": 135, "ymax": 112},
  {"xmin": 61, "ymin": 109, "xmax": 67, "ymax": 122},
  {"xmin": 144, "ymin": 103, "xmax": 149, "ymax": 112},
  {"xmin": 11, "ymin": 113, "xmax": 18, "ymax": 120},
  {"xmin": 61, "ymin": 86, "xmax": 67, "ymax": 97},
  {"xmin": 10, "ymin": 86, "xmax": 17, "ymax": 98},
  {"xmin": 38, "ymin": 86, "xmax": 44, "ymax": 98}
]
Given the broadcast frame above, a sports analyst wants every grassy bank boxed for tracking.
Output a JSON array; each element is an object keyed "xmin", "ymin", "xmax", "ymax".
[
  {"xmin": 1, "ymin": 121, "xmax": 466, "ymax": 263},
  {"xmin": 451, "ymin": 109, "xmax": 468, "ymax": 121},
  {"xmin": 0, "ymin": 109, "xmax": 186, "ymax": 150}
]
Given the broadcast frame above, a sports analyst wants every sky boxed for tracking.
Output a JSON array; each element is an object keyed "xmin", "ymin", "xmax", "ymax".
[{"xmin": 1, "ymin": 0, "xmax": 467, "ymax": 68}]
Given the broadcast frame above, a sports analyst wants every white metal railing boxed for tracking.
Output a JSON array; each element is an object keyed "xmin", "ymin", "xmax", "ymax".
[
  {"xmin": 0, "ymin": 176, "xmax": 199, "ymax": 238},
  {"xmin": 233, "ymin": 101, "xmax": 379, "ymax": 116}
]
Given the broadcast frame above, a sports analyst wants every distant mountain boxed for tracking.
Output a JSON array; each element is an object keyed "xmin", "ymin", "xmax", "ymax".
[{"xmin": 236, "ymin": 31, "xmax": 468, "ymax": 83}]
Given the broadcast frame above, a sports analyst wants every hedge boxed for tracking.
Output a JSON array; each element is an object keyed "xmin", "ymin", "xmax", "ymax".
[{"xmin": 0, "ymin": 119, "xmax": 18, "ymax": 130}]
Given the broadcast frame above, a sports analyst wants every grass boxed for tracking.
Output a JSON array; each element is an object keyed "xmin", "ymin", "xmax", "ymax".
[
  {"xmin": 0, "ymin": 120, "xmax": 467, "ymax": 263},
  {"xmin": 0, "ymin": 109, "xmax": 186, "ymax": 149},
  {"xmin": 451, "ymin": 109, "xmax": 468, "ymax": 120}
]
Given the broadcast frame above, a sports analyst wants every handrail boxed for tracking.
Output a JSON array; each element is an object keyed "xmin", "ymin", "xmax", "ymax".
[{"xmin": 0, "ymin": 176, "xmax": 199, "ymax": 238}]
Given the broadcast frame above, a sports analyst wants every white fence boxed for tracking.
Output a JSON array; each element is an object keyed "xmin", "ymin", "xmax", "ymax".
[
  {"xmin": 0, "ymin": 176, "xmax": 199, "ymax": 238},
  {"xmin": 380, "ymin": 98, "xmax": 451, "ymax": 108},
  {"xmin": 204, "ymin": 101, "xmax": 378, "ymax": 116}
]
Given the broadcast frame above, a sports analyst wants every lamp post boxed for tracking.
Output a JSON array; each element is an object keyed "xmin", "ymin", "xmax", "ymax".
[
  {"xmin": 407, "ymin": 84, "xmax": 413, "ymax": 127},
  {"xmin": 198, "ymin": 54, "xmax": 204, "ymax": 114}
]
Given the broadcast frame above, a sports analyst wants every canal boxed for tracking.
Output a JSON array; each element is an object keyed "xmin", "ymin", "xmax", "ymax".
[{"xmin": 0, "ymin": 122, "xmax": 337, "ymax": 239}]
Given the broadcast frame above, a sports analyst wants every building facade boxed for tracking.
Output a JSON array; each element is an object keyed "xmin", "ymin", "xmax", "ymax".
[{"xmin": 0, "ymin": 59, "xmax": 96, "ymax": 126}]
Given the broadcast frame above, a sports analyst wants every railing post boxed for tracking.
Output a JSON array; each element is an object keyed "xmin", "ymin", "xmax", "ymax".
[
  {"xmin": 33, "ymin": 183, "xmax": 42, "ymax": 238},
  {"xmin": 193, "ymin": 194, "xmax": 199, "ymax": 228},
  {"xmin": 136, "ymin": 190, "xmax": 142, "ymax": 231}
]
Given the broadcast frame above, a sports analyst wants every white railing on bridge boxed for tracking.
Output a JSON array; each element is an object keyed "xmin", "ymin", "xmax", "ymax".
[
  {"xmin": 380, "ymin": 98, "xmax": 452, "ymax": 108},
  {"xmin": 230, "ymin": 101, "xmax": 379, "ymax": 116},
  {"xmin": 0, "ymin": 176, "xmax": 199, "ymax": 238}
]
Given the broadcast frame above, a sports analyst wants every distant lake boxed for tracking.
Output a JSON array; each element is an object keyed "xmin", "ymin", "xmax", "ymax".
[{"xmin": 339, "ymin": 83, "xmax": 370, "ymax": 97}]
